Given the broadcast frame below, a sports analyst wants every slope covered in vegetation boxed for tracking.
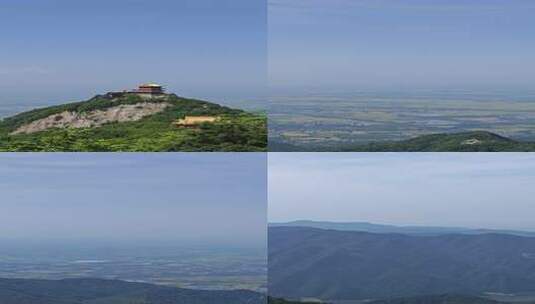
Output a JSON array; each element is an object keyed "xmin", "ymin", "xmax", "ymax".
[
  {"xmin": 0, "ymin": 94, "xmax": 266, "ymax": 151},
  {"xmin": 269, "ymin": 226, "xmax": 535, "ymax": 301},
  {"xmin": 268, "ymin": 297, "xmax": 323, "ymax": 304},
  {"xmin": 268, "ymin": 295, "xmax": 528, "ymax": 304},
  {"xmin": 368, "ymin": 294, "xmax": 515, "ymax": 304},
  {"xmin": 349, "ymin": 131, "xmax": 535, "ymax": 152},
  {"xmin": 270, "ymin": 131, "xmax": 535, "ymax": 152}
]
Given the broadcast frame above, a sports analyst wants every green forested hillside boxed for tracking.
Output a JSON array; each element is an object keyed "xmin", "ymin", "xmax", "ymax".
[
  {"xmin": 368, "ymin": 294, "xmax": 532, "ymax": 304},
  {"xmin": 269, "ymin": 227, "xmax": 535, "ymax": 301},
  {"xmin": 270, "ymin": 131, "xmax": 535, "ymax": 152},
  {"xmin": 268, "ymin": 295, "xmax": 535, "ymax": 304},
  {"xmin": 0, "ymin": 94, "xmax": 266, "ymax": 152},
  {"xmin": 348, "ymin": 131, "xmax": 535, "ymax": 152},
  {"xmin": 268, "ymin": 297, "xmax": 322, "ymax": 304}
]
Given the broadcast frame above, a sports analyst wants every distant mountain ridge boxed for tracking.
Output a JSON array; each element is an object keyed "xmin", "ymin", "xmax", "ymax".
[
  {"xmin": 270, "ymin": 220, "xmax": 535, "ymax": 237},
  {"xmin": 269, "ymin": 226, "xmax": 535, "ymax": 301},
  {"xmin": 0, "ymin": 277, "xmax": 266, "ymax": 304},
  {"xmin": 269, "ymin": 131, "xmax": 535, "ymax": 152}
]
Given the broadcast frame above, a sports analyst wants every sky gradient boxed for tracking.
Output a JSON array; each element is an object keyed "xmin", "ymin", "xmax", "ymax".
[
  {"xmin": 269, "ymin": 0, "xmax": 535, "ymax": 90},
  {"xmin": 269, "ymin": 153, "xmax": 535, "ymax": 231},
  {"xmin": 0, "ymin": 0, "xmax": 266, "ymax": 110},
  {"xmin": 0, "ymin": 153, "xmax": 267, "ymax": 248}
]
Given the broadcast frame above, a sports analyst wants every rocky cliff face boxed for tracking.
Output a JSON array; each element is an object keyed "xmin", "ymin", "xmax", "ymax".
[{"xmin": 11, "ymin": 102, "xmax": 170, "ymax": 135}]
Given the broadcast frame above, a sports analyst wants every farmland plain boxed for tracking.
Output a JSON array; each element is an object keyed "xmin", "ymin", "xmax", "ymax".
[{"xmin": 269, "ymin": 89, "xmax": 535, "ymax": 149}]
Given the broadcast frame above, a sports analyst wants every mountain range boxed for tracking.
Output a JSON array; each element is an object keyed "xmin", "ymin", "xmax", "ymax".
[
  {"xmin": 269, "ymin": 221, "xmax": 535, "ymax": 237},
  {"xmin": 0, "ymin": 277, "xmax": 266, "ymax": 304},
  {"xmin": 269, "ymin": 226, "xmax": 535, "ymax": 302}
]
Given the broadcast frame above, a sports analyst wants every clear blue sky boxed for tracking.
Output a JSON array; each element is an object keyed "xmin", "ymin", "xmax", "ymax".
[
  {"xmin": 0, "ymin": 0, "xmax": 266, "ymax": 108},
  {"xmin": 269, "ymin": 153, "xmax": 535, "ymax": 231},
  {"xmin": 0, "ymin": 153, "xmax": 267, "ymax": 248},
  {"xmin": 269, "ymin": 0, "xmax": 535, "ymax": 90}
]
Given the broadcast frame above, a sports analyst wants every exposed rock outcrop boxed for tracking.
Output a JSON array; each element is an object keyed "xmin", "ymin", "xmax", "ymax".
[{"xmin": 11, "ymin": 102, "xmax": 170, "ymax": 135}]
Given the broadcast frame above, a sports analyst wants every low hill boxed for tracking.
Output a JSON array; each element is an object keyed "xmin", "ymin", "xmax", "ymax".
[
  {"xmin": 269, "ymin": 226, "xmax": 535, "ymax": 301},
  {"xmin": 270, "ymin": 221, "xmax": 535, "ymax": 237},
  {"xmin": 268, "ymin": 294, "xmax": 519, "ymax": 304},
  {"xmin": 268, "ymin": 297, "xmax": 322, "ymax": 304},
  {"xmin": 368, "ymin": 294, "xmax": 513, "ymax": 304},
  {"xmin": 268, "ymin": 140, "xmax": 304, "ymax": 152},
  {"xmin": 0, "ymin": 277, "xmax": 266, "ymax": 304},
  {"xmin": 0, "ymin": 93, "xmax": 266, "ymax": 151},
  {"xmin": 269, "ymin": 131, "xmax": 535, "ymax": 152},
  {"xmin": 350, "ymin": 131, "xmax": 535, "ymax": 152}
]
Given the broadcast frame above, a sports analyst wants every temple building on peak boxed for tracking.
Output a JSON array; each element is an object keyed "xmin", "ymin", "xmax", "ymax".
[
  {"xmin": 106, "ymin": 83, "xmax": 167, "ymax": 99},
  {"xmin": 135, "ymin": 83, "xmax": 165, "ymax": 95}
]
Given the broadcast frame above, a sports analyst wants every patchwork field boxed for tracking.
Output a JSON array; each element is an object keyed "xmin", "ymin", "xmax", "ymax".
[
  {"xmin": 0, "ymin": 243, "xmax": 266, "ymax": 293},
  {"xmin": 269, "ymin": 90, "xmax": 535, "ymax": 148}
]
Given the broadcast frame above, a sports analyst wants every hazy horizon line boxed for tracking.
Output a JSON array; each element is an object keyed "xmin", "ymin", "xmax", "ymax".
[{"xmin": 268, "ymin": 219, "xmax": 535, "ymax": 233}]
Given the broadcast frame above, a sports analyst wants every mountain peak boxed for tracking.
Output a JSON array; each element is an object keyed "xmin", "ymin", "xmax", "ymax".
[{"xmin": 0, "ymin": 92, "xmax": 266, "ymax": 151}]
